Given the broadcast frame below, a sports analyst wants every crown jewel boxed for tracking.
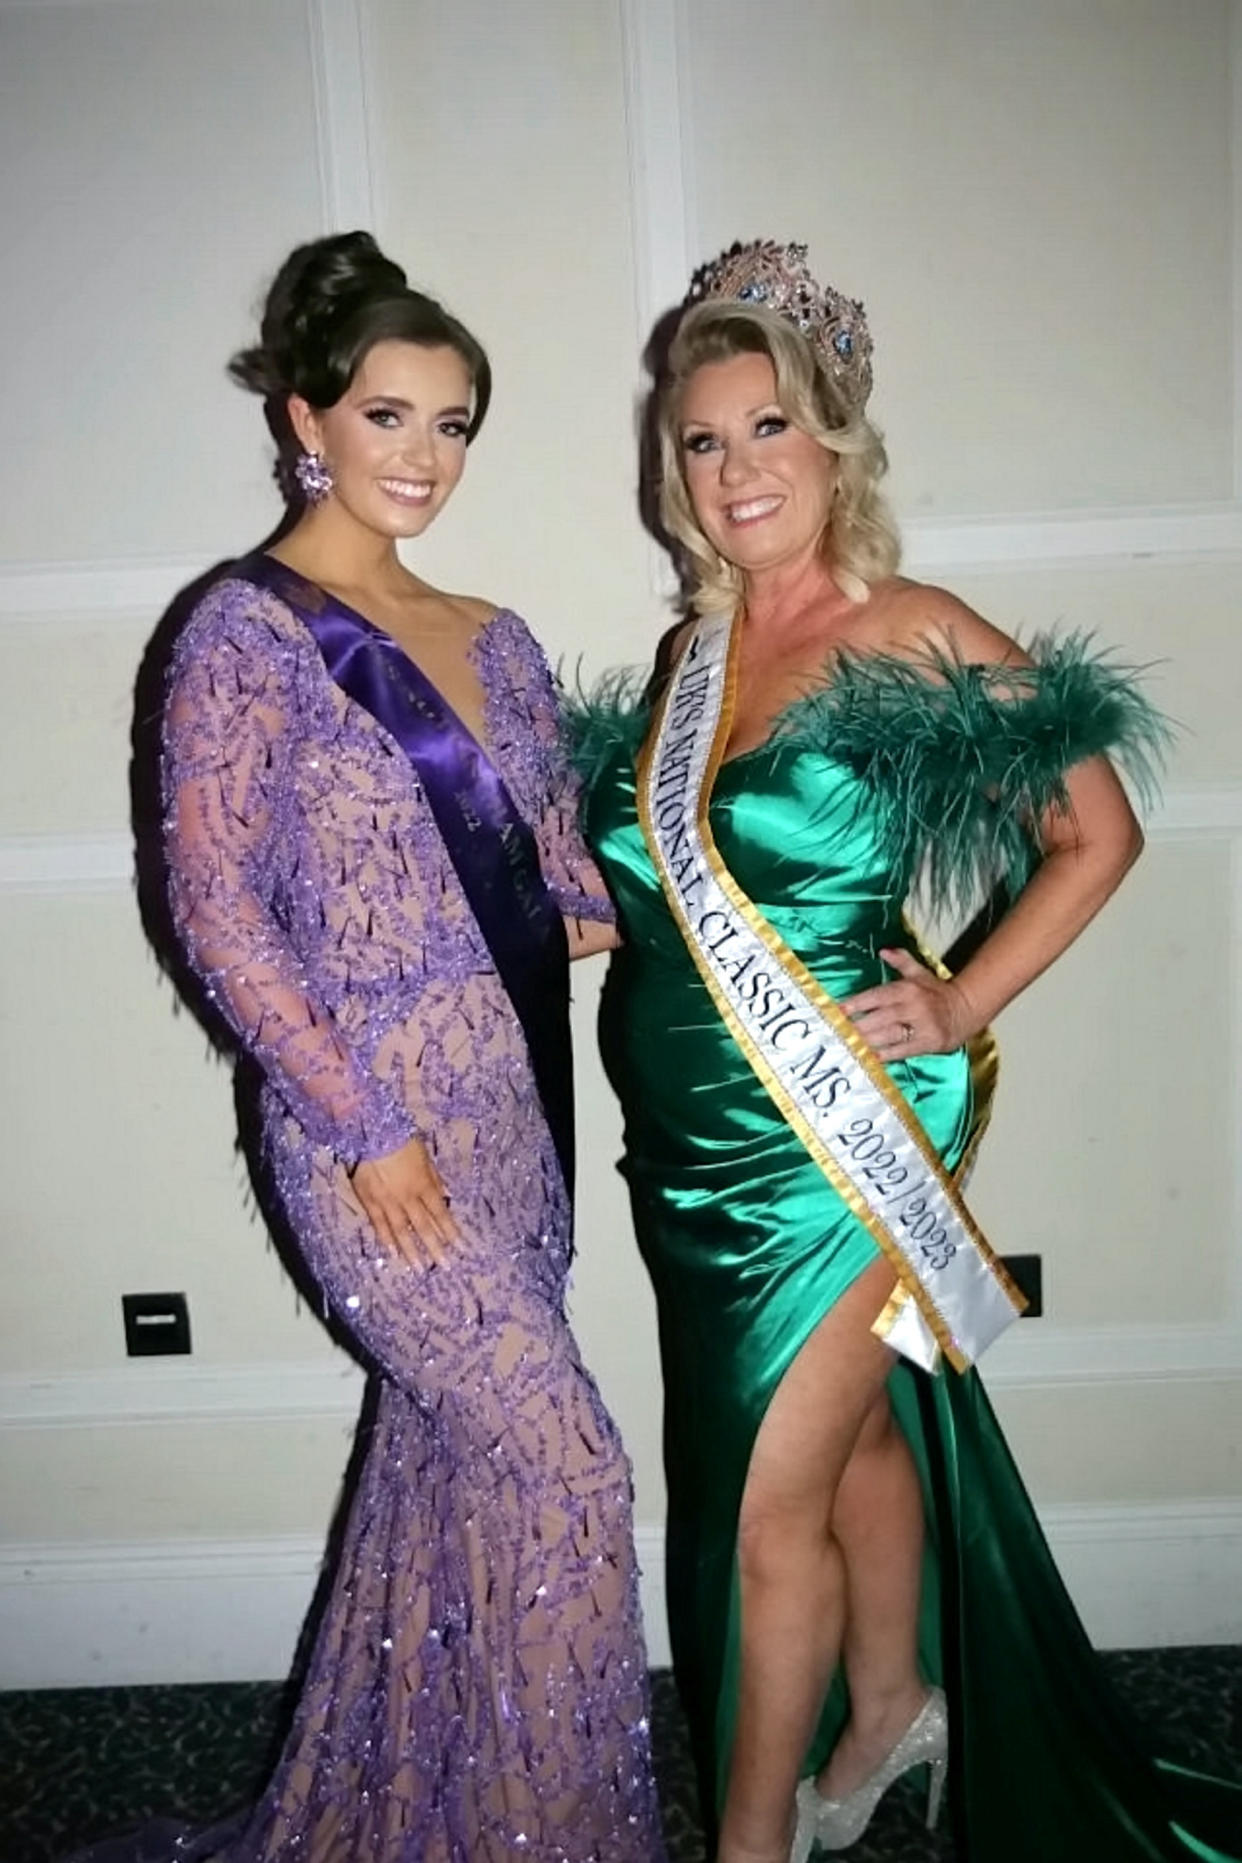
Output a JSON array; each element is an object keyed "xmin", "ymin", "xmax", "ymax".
[{"xmin": 685, "ymin": 239, "xmax": 873, "ymax": 413}]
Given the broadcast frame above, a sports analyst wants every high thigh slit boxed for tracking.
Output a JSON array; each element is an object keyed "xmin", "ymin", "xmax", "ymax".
[
  {"xmin": 608, "ymin": 944, "xmax": 973, "ymax": 1831},
  {"xmin": 577, "ymin": 645, "xmax": 1242, "ymax": 1861}
]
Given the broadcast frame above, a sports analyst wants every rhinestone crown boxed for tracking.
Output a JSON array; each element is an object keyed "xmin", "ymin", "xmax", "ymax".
[{"xmin": 684, "ymin": 239, "xmax": 873, "ymax": 414}]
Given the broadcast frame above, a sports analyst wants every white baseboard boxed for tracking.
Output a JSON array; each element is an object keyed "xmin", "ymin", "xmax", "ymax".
[
  {"xmin": 1037, "ymin": 1501, "xmax": 1242, "ymax": 1651},
  {"xmin": 2, "ymin": 1504, "xmax": 1238, "ymax": 1692},
  {"xmin": 636, "ymin": 1525, "xmax": 670, "ymax": 1668},
  {"xmin": 0, "ymin": 1537, "xmax": 329, "ymax": 1691},
  {"xmin": 0, "ymin": 1528, "xmax": 668, "ymax": 1692}
]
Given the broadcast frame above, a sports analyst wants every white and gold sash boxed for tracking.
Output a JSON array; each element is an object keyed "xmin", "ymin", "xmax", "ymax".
[{"xmin": 636, "ymin": 610, "xmax": 1025, "ymax": 1374}]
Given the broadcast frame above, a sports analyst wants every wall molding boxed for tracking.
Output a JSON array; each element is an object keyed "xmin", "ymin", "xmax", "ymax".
[
  {"xmin": 5, "ymin": 493, "xmax": 1242, "ymax": 625},
  {"xmin": 0, "ymin": 557, "xmax": 206, "ymax": 620},
  {"xmin": 900, "ymin": 503, "xmax": 1242, "ymax": 573},
  {"xmin": 619, "ymin": 0, "xmax": 693, "ymax": 349},
  {"xmin": 1232, "ymin": 834, "xmax": 1242, "ymax": 1336},
  {"xmin": 0, "ymin": 1360, "xmax": 364, "ymax": 1430},
  {"xmin": 981, "ymin": 1322, "xmax": 1242, "ymax": 1391},
  {"xmin": 1145, "ymin": 788, "xmax": 1242, "ymax": 837},
  {"xmin": 0, "ymin": 0, "xmax": 374, "ymax": 612},
  {"xmin": 0, "ymin": 833, "xmax": 134, "ymax": 894},
  {"xmin": 619, "ymin": 0, "xmax": 1242, "ymax": 572},
  {"xmin": 2, "ymin": 1502, "xmax": 1238, "ymax": 1689},
  {"xmin": 2, "ymin": 1310, "xmax": 1239, "ymax": 1439},
  {"xmin": 3, "ymin": 788, "xmax": 1240, "ymax": 895},
  {"xmin": 308, "ymin": 0, "xmax": 375, "ymax": 230},
  {"xmin": 1231, "ymin": 0, "xmax": 1242, "ymax": 497},
  {"xmin": 4, "ymin": 6, "xmax": 1242, "ymax": 606}
]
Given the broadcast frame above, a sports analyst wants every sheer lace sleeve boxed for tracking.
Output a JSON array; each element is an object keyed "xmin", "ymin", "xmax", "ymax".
[
  {"xmin": 479, "ymin": 612, "xmax": 616, "ymax": 923},
  {"xmin": 162, "ymin": 585, "xmax": 418, "ymax": 1164}
]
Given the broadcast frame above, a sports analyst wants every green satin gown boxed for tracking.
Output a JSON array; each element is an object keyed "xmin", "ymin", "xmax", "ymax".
[{"xmin": 574, "ymin": 637, "xmax": 1241, "ymax": 1860}]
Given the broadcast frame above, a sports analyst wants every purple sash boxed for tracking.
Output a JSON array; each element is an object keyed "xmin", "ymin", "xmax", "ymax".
[{"xmin": 238, "ymin": 553, "xmax": 574, "ymax": 1197}]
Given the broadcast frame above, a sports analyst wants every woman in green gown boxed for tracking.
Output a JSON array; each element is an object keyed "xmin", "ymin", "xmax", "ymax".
[{"xmin": 574, "ymin": 241, "xmax": 1242, "ymax": 1863}]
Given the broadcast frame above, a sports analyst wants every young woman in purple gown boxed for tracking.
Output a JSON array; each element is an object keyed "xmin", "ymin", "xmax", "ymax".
[{"xmin": 94, "ymin": 232, "xmax": 666, "ymax": 1863}]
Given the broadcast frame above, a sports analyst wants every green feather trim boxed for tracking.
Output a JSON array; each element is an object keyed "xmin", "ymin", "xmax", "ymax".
[
  {"xmin": 563, "ymin": 631, "xmax": 1172, "ymax": 917},
  {"xmin": 560, "ymin": 667, "xmax": 652, "ymax": 784},
  {"xmin": 775, "ymin": 631, "xmax": 1173, "ymax": 914}
]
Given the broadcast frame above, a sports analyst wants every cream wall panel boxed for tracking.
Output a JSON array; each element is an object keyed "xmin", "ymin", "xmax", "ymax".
[
  {"xmin": 0, "ymin": 1414, "xmax": 352, "ymax": 1541},
  {"xmin": 0, "ymin": 614, "xmax": 149, "ymax": 836},
  {"xmin": 944, "ymin": 559, "xmax": 1242, "ymax": 787},
  {"xmin": 680, "ymin": 0, "xmax": 1233, "ymax": 516},
  {"xmin": 0, "ymin": 0, "xmax": 324, "ymax": 567},
  {"xmin": 366, "ymin": 0, "xmax": 656, "ymax": 658},
  {"xmin": 1, "ymin": 0, "xmax": 1239, "ymax": 1660},
  {"xmin": 993, "ymin": 1377, "xmax": 1242, "ymax": 1502},
  {"xmin": 0, "ymin": 890, "xmax": 341, "ymax": 1373},
  {"xmin": 967, "ymin": 839, "xmax": 1234, "ymax": 1325}
]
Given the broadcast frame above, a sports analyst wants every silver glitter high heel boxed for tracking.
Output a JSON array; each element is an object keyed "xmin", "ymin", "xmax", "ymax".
[{"xmin": 791, "ymin": 1686, "xmax": 948, "ymax": 1854}]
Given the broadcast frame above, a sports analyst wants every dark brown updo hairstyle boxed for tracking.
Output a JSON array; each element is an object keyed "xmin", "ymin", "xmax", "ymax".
[{"xmin": 230, "ymin": 231, "xmax": 491, "ymax": 491}]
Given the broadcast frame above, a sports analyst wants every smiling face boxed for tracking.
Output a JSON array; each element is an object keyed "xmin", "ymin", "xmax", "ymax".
[
  {"xmin": 289, "ymin": 338, "xmax": 474, "ymax": 540},
  {"xmin": 678, "ymin": 350, "xmax": 837, "ymax": 577}
]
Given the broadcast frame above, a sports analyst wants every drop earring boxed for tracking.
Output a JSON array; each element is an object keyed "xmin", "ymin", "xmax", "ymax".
[{"xmin": 293, "ymin": 449, "xmax": 334, "ymax": 505}]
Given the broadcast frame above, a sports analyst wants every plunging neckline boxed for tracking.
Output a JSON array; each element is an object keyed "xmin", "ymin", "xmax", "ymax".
[
  {"xmin": 714, "ymin": 667, "xmax": 847, "ymax": 774},
  {"xmin": 717, "ymin": 643, "xmax": 973, "ymax": 772},
  {"xmin": 256, "ymin": 550, "xmax": 510, "ymax": 768}
]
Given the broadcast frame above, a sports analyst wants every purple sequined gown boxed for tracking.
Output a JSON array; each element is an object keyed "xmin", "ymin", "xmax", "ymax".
[{"xmin": 144, "ymin": 573, "xmax": 665, "ymax": 1862}]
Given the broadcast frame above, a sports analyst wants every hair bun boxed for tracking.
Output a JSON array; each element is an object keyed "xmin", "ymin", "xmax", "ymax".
[
  {"xmin": 229, "ymin": 230, "xmax": 409, "ymax": 400},
  {"xmin": 287, "ymin": 230, "xmax": 408, "ymax": 319},
  {"xmin": 228, "ymin": 231, "xmax": 492, "ymax": 470}
]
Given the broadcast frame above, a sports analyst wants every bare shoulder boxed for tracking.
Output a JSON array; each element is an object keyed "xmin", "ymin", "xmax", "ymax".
[
  {"xmin": 878, "ymin": 579, "xmax": 1033, "ymax": 670},
  {"xmin": 407, "ymin": 588, "xmax": 508, "ymax": 656},
  {"xmin": 448, "ymin": 591, "xmax": 502, "ymax": 628},
  {"xmin": 428, "ymin": 590, "xmax": 502, "ymax": 638}
]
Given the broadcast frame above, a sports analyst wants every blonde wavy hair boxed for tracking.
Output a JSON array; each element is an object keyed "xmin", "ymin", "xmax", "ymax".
[{"xmin": 655, "ymin": 300, "xmax": 900, "ymax": 612}]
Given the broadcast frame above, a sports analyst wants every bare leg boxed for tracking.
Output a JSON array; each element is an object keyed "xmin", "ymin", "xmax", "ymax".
[
  {"xmin": 716, "ymin": 1258, "xmax": 901, "ymax": 1863},
  {"xmin": 817, "ymin": 1389, "xmax": 928, "ymax": 1799}
]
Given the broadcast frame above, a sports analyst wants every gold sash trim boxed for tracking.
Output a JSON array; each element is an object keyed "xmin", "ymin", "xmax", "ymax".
[{"xmin": 636, "ymin": 611, "xmax": 1024, "ymax": 1373}]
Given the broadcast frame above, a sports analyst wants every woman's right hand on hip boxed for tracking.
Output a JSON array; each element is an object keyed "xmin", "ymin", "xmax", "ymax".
[{"xmin": 350, "ymin": 1136, "xmax": 459, "ymax": 1269}]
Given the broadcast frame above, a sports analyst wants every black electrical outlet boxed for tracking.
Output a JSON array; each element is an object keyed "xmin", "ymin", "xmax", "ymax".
[
  {"xmin": 1001, "ymin": 1254, "xmax": 1043, "ymax": 1318},
  {"xmin": 122, "ymin": 1292, "xmax": 191, "ymax": 1356}
]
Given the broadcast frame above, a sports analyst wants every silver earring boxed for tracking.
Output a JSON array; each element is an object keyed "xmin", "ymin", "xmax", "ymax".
[{"xmin": 293, "ymin": 449, "xmax": 333, "ymax": 504}]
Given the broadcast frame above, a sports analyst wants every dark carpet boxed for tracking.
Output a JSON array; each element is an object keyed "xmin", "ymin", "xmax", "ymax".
[{"xmin": 1, "ymin": 1650, "xmax": 1238, "ymax": 1862}]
